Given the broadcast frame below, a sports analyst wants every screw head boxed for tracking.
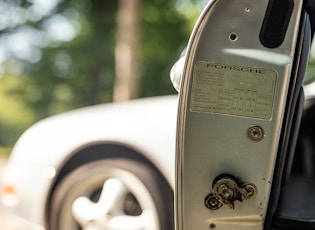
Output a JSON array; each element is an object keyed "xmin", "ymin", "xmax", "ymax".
[
  {"xmin": 218, "ymin": 184, "xmax": 234, "ymax": 200},
  {"xmin": 204, "ymin": 194, "xmax": 222, "ymax": 210},
  {"xmin": 247, "ymin": 125, "xmax": 264, "ymax": 142}
]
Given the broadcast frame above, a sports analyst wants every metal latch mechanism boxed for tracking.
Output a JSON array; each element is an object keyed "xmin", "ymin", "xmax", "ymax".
[{"xmin": 204, "ymin": 174, "xmax": 257, "ymax": 210}]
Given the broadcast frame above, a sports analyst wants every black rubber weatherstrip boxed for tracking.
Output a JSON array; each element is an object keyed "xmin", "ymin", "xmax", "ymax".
[{"xmin": 264, "ymin": 12, "xmax": 311, "ymax": 230}]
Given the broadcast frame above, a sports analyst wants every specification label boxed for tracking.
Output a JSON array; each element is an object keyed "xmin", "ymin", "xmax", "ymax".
[{"xmin": 190, "ymin": 62, "xmax": 277, "ymax": 120}]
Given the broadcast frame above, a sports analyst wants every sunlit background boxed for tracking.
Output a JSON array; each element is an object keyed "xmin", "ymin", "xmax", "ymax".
[
  {"xmin": 2, "ymin": 0, "xmax": 315, "ymax": 156},
  {"xmin": 0, "ymin": 0, "xmax": 208, "ymax": 154}
]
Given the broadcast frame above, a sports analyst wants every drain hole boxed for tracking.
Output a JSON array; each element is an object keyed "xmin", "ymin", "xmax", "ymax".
[{"xmin": 229, "ymin": 33, "xmax": 238, "ymax": 41}]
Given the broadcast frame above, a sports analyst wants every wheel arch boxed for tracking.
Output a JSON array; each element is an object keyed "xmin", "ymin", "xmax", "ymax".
[{"xmin": 44, "ymin": 141, "xmax": 173, "ymax": 228}]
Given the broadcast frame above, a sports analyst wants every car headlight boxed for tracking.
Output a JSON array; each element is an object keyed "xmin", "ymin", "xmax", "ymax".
[{"xmin": 170, "ymin": 55, "xmax": 186, "ymax": 92}]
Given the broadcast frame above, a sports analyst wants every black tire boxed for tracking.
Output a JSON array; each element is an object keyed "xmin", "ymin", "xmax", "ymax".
[{"xmin": 49, "ymin": 158, "xmax": 174, "ymax": 230}]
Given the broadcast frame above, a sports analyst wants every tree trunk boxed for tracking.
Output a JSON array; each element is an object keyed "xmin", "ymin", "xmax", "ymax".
[{"xmin": 113, "ymin": 0, "xmax": 141, "ymax": 102}]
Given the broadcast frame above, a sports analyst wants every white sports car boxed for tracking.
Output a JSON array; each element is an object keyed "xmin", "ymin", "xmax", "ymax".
[{"xmin": 1, "ymin": 95, "xmax": 178, "ymax": 230}]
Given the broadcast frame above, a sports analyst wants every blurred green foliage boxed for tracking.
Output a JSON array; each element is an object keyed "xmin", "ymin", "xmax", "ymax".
[
  {"xmin": 0, "ymin": 75, "xmax": 34, "ymax": 147},
  {"xmin": 0, "ymin": 0, "xmax": 205, "ymax": 148}
]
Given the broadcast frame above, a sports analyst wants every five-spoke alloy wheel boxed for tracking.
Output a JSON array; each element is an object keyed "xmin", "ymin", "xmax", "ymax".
[{"xmin": 49, "ymin": 158, "xmax": 174, "ymax": 230}]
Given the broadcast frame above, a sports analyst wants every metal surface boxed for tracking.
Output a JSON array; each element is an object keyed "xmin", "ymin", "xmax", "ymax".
[{"xmin": 176, "ymin": 0, "xmax": 303, "ymax": 229}]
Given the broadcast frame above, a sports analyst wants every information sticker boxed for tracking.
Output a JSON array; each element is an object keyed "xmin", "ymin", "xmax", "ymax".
[{"xmin": 190, "ymin": 62, "xmax": 277, "ymax": 120}]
